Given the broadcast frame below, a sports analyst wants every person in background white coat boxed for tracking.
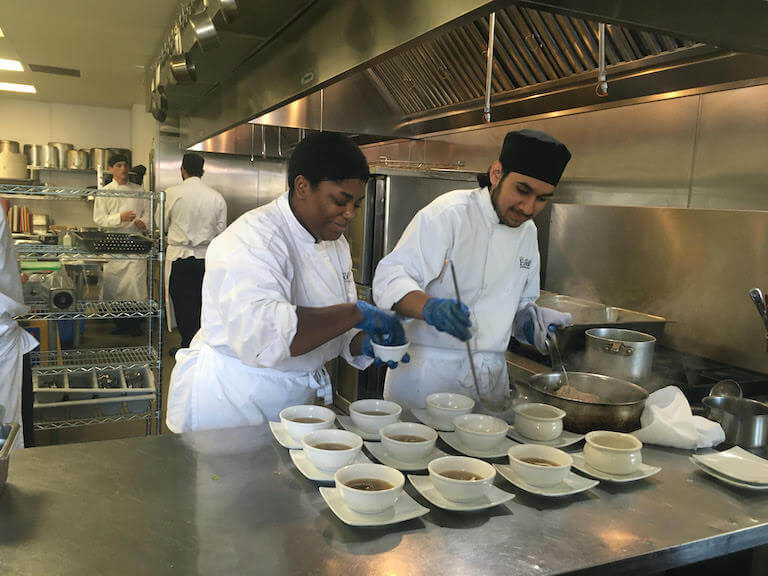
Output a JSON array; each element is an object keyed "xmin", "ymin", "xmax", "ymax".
[
  {"xmin": 373, "ymin": 130, "xmax": 573, "ymax": 415},
  {"xmin": 93, "ymin": 153, "xmax": 150, "ymax": 337},
  {"xmin": 162, "ymin": 153, "xmax": 227, "ymax": 354},
  {"xmin": 167, "ymin": 132, "xmax": 409, "ymax": 433},
  {"xmin": 0, "ymin": 209, "xmax": 39, "ymax": 448}
]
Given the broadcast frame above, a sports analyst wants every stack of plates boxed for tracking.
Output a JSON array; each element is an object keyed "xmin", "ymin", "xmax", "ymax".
[{"xmin": 690, "ymin": 447, "xmax": 768, "ymax": 490}]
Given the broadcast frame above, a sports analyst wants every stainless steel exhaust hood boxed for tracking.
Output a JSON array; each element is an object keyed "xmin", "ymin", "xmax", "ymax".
[{"xmin": 155, "ymin": 1, "xmax": 768, "ymax": 147}]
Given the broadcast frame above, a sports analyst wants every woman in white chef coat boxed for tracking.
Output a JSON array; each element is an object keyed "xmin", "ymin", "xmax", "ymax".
[
  {"xmin": 373, "ymin": 130, "xmax": 573, "ymax": 413},
  {"xmin": 167, "ymin": 132, "xmax": 409, "ymax": 433},
  {"xmin": 93, "ymin": 153, "xmax": 150, "ymax": 336}
]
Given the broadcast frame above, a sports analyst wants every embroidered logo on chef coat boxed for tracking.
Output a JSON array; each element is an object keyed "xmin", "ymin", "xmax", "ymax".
[
  {"xmin": 342, "ymin": 270, "xmax": 351, "ymax": 282},
  {"xmin": 519, "ymin": 257, "xmax": 532, "ymax": 270}
]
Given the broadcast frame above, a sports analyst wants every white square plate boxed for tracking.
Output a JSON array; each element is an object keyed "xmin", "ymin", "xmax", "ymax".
[
  {"xmin": 269, "ymin": 421, "xmax": 303, "ymax": 449},
  {"xmin": 319, "ymin": 486, "xmax": 429, "ymax": 526},
  {"xmin": 494, "ymin": 463, "xmax": 598, "ymax": 497},
  {"xmin": 438, "ymin": 431, "xmax": 516, "ymax": 459},
  {"xmin": 689, "ymin": 457, "xmax": 768, "ymax": 491},
  {"xmin": 365, "ymin": 441, "xmax": 449, "ymax": 472},
  {"xmin": 692, "ymin": 447, "xmax": 768, "ymax": 485},
  {"xmin": 408, "ymin": 474, "xmax": 514, "ymax": 511},
  {"xmin": 290, "ymin": 450, "xmax": 372, "ymax": 482},
  {"xmin": 507, "ymin": 426, "xmax": 584, "ymax": 449},
  {"xmin": 411, "ymin": 408, "xmax": 455, "ymax": 432},
  {"xmin": 336, "ymin": 415, "xmax": 381, "ymax": 441},
  {"xmin": 571, "ymin": 452, "xmax": 661, "ymax": 483}
]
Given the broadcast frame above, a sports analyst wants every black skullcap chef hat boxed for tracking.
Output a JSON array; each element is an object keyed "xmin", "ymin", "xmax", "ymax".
[{"xmin": 498, "ymin": 129, "xmax": 571, "ymax": 186}]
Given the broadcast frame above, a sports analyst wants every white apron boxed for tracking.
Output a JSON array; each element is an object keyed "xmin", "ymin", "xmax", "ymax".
[
  {"xmin": 102, "ymin": 260, "xmax": 146, "ymax": 301},
  {"xmin": 167, "ymin": 342, "xmax": 332, "ymax": 432},
  {"xmin": 383, "ymin": 344, "xmax": 512, "ymax": 419},
  {"xmin": 163, "ymin": 244, "xmax": 184, "ymax": 331},
  {"xmin": 93, "ymin": 181, "xmax": 149, "ymax": 301},
  {"xmin": 0, "ymin": 294, "xmax": 39, "ymax": 449}
]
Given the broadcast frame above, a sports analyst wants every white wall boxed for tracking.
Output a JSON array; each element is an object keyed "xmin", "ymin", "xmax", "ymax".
[
  {"xmin": 0, "ymin": 98, "xmax": 158, "ymax": 189},
  {"xmin": 0, "ymin": 98, "xmax": 131, "ymax": 149}
]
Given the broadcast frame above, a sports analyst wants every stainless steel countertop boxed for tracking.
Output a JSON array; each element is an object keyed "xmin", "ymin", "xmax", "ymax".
[{"xmin": 1, "ymin": 425, "xmax": 768, "ymax": 576}]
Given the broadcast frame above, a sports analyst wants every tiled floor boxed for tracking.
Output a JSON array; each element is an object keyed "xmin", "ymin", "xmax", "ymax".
[{"xmin": 34, "ymin": 320, "xmax": 180, "ymax": 446}]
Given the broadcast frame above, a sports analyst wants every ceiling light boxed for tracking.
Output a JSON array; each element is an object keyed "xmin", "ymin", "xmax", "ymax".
[
  {"xmin": 0, "ymin": 28, "xmax": 4, "ymax": 38},
  {"xmin": 0, "ymin": 58, "xmax": 23, "ymax": 72},
  {"xmin": 0, "ymin": 82, "xmax": 36, "ymax": 93}
]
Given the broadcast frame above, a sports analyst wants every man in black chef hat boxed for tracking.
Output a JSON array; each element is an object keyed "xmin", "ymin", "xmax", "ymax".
[{"xmin": 372, "ymin": 129, "xmax": 573, "ymax": 412}]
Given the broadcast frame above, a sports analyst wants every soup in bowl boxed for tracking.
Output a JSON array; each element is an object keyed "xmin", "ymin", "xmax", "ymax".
[
  {"xmin": 453, "ymin": 413, "xmax": 508, "ymax": 451},
  {"xmin": 380, "ymin": 422, "xmax": 437, "ymax": 462},
  {"xmin": 428, "ymin": 456, "xmax": 495, "ymax": 502},
  {"xmin": 279, "ymin": 404, "xmax": 335, "ymax": 442},
  {"xmin": 334, "ymin": 463, "xmax": 404, "ymax": 514},
  {"xmin": 302, "ymin": 429, "xmax": 363, "ymax": 471},
  {"xmin": 425, "ymin": 393, "xmax": 475, "ymax": 426},
  {"xmin": 349, "ymin": 399, "xmax": 402, "ymax": 435},
  {"xmin": 507, "ymin": 444, "xmax": 572, "ymax": 487}
]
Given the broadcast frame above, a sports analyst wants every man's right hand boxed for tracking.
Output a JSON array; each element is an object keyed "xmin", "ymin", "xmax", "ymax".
[
  {"xmin": 422, "ymin": 297, "xmax": 472, "ymax": 341},
  {"xmin": 120, "ymin": 210, "xmax": 136, "ymax": 222}
]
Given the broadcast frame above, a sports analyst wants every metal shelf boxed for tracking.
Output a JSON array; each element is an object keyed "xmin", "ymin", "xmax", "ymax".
[
  {"xmin": 28, "ymin": 166, "xmax": 97, "ymax": 175},
  {"xmin": 15, "ymin": 299, "xmax": 160, "ymax": 321},
  {"xmin": 33, "ymin": 412, "xmax": 152, "ymax": 431},
  {"xmin": 32, "ymin": 347, "xmax": 159, "ymax": 375},
  {"xmin": 17, "ymin": 178, "xmax": 166, "ymax": 438},
  {"xmin": 0, "ymin": 183, "xmax": 159, "ymax": 199},
  {"xmin": 14, "ymin": 243, "xmax": 156, "ymax": 260}
]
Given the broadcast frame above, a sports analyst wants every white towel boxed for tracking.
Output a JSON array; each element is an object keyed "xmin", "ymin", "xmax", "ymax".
[{"xmin": 631, "ymin": 386, "xmax": 725, "ymax": 449}]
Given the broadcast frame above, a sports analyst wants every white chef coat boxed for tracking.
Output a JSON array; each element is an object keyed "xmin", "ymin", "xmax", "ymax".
[
  {"xmin": 92, "ymin": 180, "xmax": 149, "ymax": 301},
  {"xmin": 166, "ymin": 192, "xmax": 372, "ymax": 433},
  {"xmin": 160, "ymin": 176, "xmax": 227, "ymax": 330},
  {"xmin": 0, "ymin": 210, "xmax": 39, "ymax": 448},
  {"xmin": 372, "ymin": 187, "xmax": 539, "ymax": 414}
]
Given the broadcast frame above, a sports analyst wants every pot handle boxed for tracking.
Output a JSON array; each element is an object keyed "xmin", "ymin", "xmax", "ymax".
[{"xmin": 604, "ymin": 342, "xmax": 635, "ymax": 356}]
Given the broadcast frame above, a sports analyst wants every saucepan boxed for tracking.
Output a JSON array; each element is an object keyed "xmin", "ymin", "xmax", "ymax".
[
  {"xmin": 703, "ymin": 395, "xmax": 768, "ymax": 450},
  {"xmin": 517, "ymin": 372, "xmax": 649, "ymax": 433}
]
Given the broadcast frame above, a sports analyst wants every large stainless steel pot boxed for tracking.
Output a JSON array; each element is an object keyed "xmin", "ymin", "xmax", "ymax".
[
  {"xmin": 0, "ymin": 140, "xmax": 20, "ymax": 154},
  {"xmin": 23, "ymin": 144, "xmax": 39, "ymax": 166},
  {"xmin": 90, "ymin": 148, "xmax": 110, "ymax": 171},
  {"xmin": 0, "ymin": 151, "xmax": 28, "ymax": 180},
  {"xmin": 67, "ymin": 149, "xmax": 89, "ymax": 170},
  {"xmin": 38, "ymin": 145, "xmax": 59, "ymax": 168},
  {"xmin": 703, "ymin": 395, "xmax": 768, "ymax": 450},
  {"xmin": 48, "ymin": 142, "xmax": 73, "ymax": 168},
  {"xmin": 520, "ymin": 372, "xmax": 649, "ymax": 433},
  {"xmin": 583, "ymin": 328, "xmax": 655, "ymax": 386}
]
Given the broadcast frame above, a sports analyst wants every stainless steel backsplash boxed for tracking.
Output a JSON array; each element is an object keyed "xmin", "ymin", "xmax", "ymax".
[
  {"xmin": 154, "ymin": 131, "xmax": 287, "ymax": 225},
  {"xmin": 545, "ymin": 204, "xmax": 768, "ymax": 374}
]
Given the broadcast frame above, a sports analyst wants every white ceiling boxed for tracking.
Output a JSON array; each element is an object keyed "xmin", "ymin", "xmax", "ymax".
[{"xmin": 0, "ymin": 0, "xmax": 179, "ymax": 109}]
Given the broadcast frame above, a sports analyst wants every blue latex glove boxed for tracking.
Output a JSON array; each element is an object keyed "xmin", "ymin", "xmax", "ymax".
[
  {"xmin": 361, "ymin": 333, "xmax": 411, "ymax": 369},
  {"xmin": 513, "ymin": 303, "xmax": 572, "ymax": 354},
  {"xmin": 422, "ymin": 297, "xmax": 472, "ymax": 342},
  {"xmin": 355, "ymin": 301, "xmax": 407, "ymax": 346}
]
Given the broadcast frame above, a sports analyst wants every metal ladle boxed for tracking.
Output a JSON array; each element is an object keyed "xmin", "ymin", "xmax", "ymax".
[
  {"xmin": 749, "ymin": 287, "xmax": 768, "ymax": 351},
  {"xmin": 440, "ymin": 260, "xmax": 514, "ymax": 413}
]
